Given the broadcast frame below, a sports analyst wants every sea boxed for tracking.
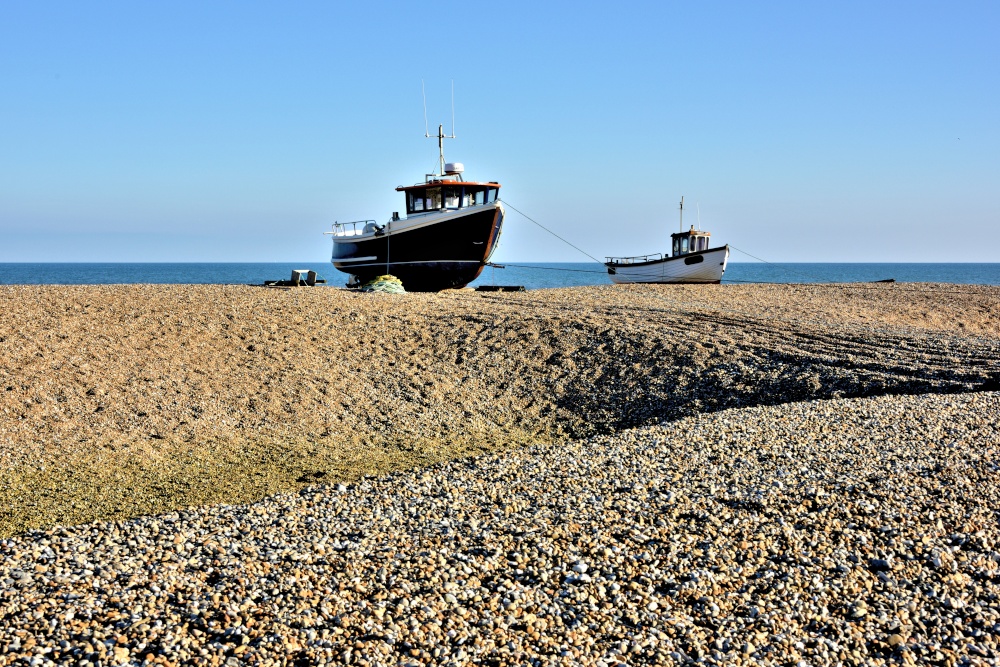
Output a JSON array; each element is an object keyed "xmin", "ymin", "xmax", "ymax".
[{"xmin": 0, "ymin": 262, "xmax": 998, "ymax": 289}]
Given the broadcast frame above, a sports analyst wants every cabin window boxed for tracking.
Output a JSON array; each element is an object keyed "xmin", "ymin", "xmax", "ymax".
[
  {"xmin": 680, "ymin": 237, "xmax": 689, "ymax": 253},
  {"xmin": 407, "ymin": 192, "xmax": 424, "ymax": 213},
  {"xmin": 425, "ymin": 188, "xmax": 442, "ymax": 210},
  {"xmin": 473, "ymin": 190, "xmax": 486, "ymax": 205},
  {"xmin": 485, "ymin": 188, "xmax": 498, "ymax": 203},
  {"xmin": 406, "ymin": 188, "xmax": 443, "ymax": 213},
  {"xmin": 444, "ymin": 187, "xmax": 461, "ymax": 209},
  {"xmin": 462, "ymin": 189, "xmax": 473, "ymax": 207},
  {"xmin": 672, "ymin": 238, "xmax": 679, "ymax": 256}
]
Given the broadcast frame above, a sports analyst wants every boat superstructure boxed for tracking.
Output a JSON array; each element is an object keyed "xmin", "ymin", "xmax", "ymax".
[
  {"xmin": 327, "ymin": 124, "xmax": 504, "ymax": 291},
  {"xmin": 605, "ymin": 197, "xmax": 729, "ymax": 284}
]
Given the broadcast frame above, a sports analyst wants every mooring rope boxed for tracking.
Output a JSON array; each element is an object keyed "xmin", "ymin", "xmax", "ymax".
[
  {"xmin": 490, "ymin": 262, "xmax": 608, "ymax": 275},
  {"xmin": 361, "ymin": 275, "xmax": 405, "ymax": 294},
  {"xmin": 497, "ymin": 200, "xmax": 997, "ymax": 297},
  {"xmin": 727, "ymin": 245, "xmax": 841, "ymax": 284},
  {"xmin": 501, "ymin": 200, "xmax": 606, "ymax": 265}
]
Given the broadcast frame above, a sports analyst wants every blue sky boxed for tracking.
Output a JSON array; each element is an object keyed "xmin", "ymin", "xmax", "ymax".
[{"xmin": 1, "ymin": 1, "xmax": 997, "ymax": 263}]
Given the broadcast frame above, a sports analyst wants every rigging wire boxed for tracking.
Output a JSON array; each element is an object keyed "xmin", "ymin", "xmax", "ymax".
[
  {"xmin": 728, "ymin": 245, "xmax": 841, "ymax": 284},
  {"xmin": 724, "ymin": 247, "xmax": 996, "ymax": 296},
  {"xmin": 501, "ymin": 200, "xmax": 606, "ymax": 265},
  {"xmin": 490, "ymin": 262, "xmax": 607, "ymax": 274},
  {"xmin": 496, "ymin": 200, "xmax": 997, "ymax": 298}
]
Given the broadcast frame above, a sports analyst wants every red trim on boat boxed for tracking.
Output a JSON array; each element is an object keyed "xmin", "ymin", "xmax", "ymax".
[{"xmin": 395, "ymin": 181, "xmax": 501, "ymax": 192}]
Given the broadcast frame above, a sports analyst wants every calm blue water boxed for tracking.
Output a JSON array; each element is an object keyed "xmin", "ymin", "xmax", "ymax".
[
  {"xmin": 473, "ymin": 262, "xmax": 1000, "ymax": 288},
  {"xmin": 0, "ymin": 262, "xmax": 997, "ymax": 289}
]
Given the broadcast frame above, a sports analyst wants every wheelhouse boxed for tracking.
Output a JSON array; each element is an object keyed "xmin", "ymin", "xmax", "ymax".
[
  {"xmin": 671, "ymin": 226, "xmax": 711, "ymax": 257},
  {"xmin": 397, "ymin": 181, "xmax": 501, "ymax": 216}
]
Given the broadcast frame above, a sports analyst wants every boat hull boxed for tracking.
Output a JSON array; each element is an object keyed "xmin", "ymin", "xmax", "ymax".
[
  {"xmin": 606, "ymin": 245, "xmax": 730, "ymax": 284},
  {"xmin": 331, "ymin": 203, "xmax": 504, "ymax": 291}
]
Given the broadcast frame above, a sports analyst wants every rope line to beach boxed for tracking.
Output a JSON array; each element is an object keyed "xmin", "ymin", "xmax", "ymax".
[
  {"xmin": 495, "ymin": 201, "xmax": 997, "ymax": 298},
  {"xmin": 490, "ymin": 263, "xmax": 608, "ymax": 275},
  {"xmin": 490, "ymin": 260, "xmax": 995, "ymax": 297},
  {"xmin": 500, "ymin": 200, "xmax": 606, "ymax": 265},
  {"xmin": 502, "ymin": 258, "xmax": 998, "ymax": 295},
  {"xmin": 728, "ymin": 245, "xmax": 840, "ymax": 284},
  {"xmin": 723, "ymin": 246, "xmax": 998, "ymax": 296}
]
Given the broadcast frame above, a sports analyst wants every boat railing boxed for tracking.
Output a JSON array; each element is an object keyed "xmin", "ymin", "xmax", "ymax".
[
  {"xmin": 606, "ymin": 253, "xmax": 665, "ymax": 265},
  {"xmin": 326, "ymin": 220, "xmax": 378, "ymax": 237}
]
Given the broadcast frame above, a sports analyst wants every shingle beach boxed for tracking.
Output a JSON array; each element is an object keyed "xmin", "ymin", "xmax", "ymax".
[{"xmin": 1, "ymin": 282, "xmax": 999, "ymax": 666}]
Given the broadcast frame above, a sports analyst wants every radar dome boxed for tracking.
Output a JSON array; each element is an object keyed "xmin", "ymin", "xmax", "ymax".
[{"xmin": 444, "ymin": 162, "xmax": 465, "ymax": 175}]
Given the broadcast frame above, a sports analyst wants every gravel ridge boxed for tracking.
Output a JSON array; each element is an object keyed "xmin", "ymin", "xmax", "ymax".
[{"xmin": 1, "ymin": 283, "xmax": 998, "ymax": 535}]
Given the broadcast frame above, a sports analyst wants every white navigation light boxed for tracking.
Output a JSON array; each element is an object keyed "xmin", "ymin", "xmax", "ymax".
[{"xmin": 444, "ymin": 162, "xmax": 464, "ymax": 175}]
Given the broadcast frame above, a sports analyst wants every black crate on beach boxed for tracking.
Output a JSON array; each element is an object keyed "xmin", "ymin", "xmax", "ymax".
[{"xmin": 475, "ymin": 285, "xmax": 525, "ymax": 292}]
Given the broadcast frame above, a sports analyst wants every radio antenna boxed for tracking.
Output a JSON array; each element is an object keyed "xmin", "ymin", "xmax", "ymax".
[
  {"xmin": 422, "ymin": 81, "xmax": 457, "ymax": 176},
  {"xmin": 423, "ymin": 80, "xmax": 457, "ymax": 141},
  {"xmin": 422, "ymin": 79, "xmax": 429, "ymax": 137}
]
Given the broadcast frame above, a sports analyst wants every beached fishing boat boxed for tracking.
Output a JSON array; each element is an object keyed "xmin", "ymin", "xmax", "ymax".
[
  {"xmin": 605, "ymin": 197, "xmax": 729, "ymax": 284},
  {"xmin": 326, "ymin": 125, "xmax": 504, "ymax": 291}
]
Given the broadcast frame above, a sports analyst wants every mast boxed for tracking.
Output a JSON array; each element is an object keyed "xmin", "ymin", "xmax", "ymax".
[
  {"xmin": 427, "ymin": 122, "xmax": 456, "ymax": 178},
  {"xmin": 423, "ymin": 81, "xmax": 456, "ymax": 177},
  {"xmin": 437, "ymin": 124, "xmax": 445, "ymax": 177},
  {"xmin": 679, "ymin": 196, "xmax": 684, "ymax": 233}
]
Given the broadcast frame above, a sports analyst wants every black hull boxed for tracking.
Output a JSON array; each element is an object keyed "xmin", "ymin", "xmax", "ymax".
[{"xmin": 332, "ymin": 206, "xmax": 503, "ymax": 291}]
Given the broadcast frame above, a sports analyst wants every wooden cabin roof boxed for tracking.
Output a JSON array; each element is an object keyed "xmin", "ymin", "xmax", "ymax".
[
  {"xmin": 670, "ymin": 229, "xmax": 711, "ymax": 239},
  {"xmin": 396, "ymin": 181, "xmax": 501, "ymax": 192}
]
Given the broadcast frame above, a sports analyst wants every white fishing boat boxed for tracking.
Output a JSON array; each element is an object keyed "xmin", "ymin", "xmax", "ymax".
[{"xmin": 605, "ymin": 197, "xmax": 729, "ymax": 284}]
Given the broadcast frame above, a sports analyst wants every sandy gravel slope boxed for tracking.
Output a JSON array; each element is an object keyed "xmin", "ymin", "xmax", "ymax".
[{"xmin": 0, "ymin": 282, "xmax": 997, "ymax": 535}]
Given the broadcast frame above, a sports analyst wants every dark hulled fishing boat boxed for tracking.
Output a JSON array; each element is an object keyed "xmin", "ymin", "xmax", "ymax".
[{"xmin": 327, "ymin": 125, "xmax": 504, "ymax": 291}]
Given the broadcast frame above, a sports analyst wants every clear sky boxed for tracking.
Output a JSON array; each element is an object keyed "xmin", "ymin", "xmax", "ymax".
[{"xmin": 2, "ymin": 1, "xmax": 998, "ymax": 263}]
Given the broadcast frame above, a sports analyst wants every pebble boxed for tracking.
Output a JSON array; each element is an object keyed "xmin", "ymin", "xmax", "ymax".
[{"xmin": 1, "ymin": 390, "xmax": 999, "ymax": 665}]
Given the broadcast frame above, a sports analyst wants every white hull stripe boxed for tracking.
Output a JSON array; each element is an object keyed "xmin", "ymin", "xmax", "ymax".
[{"xmin": 334, "ymin": 256, "xmax": 378, "ymax": 263}]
